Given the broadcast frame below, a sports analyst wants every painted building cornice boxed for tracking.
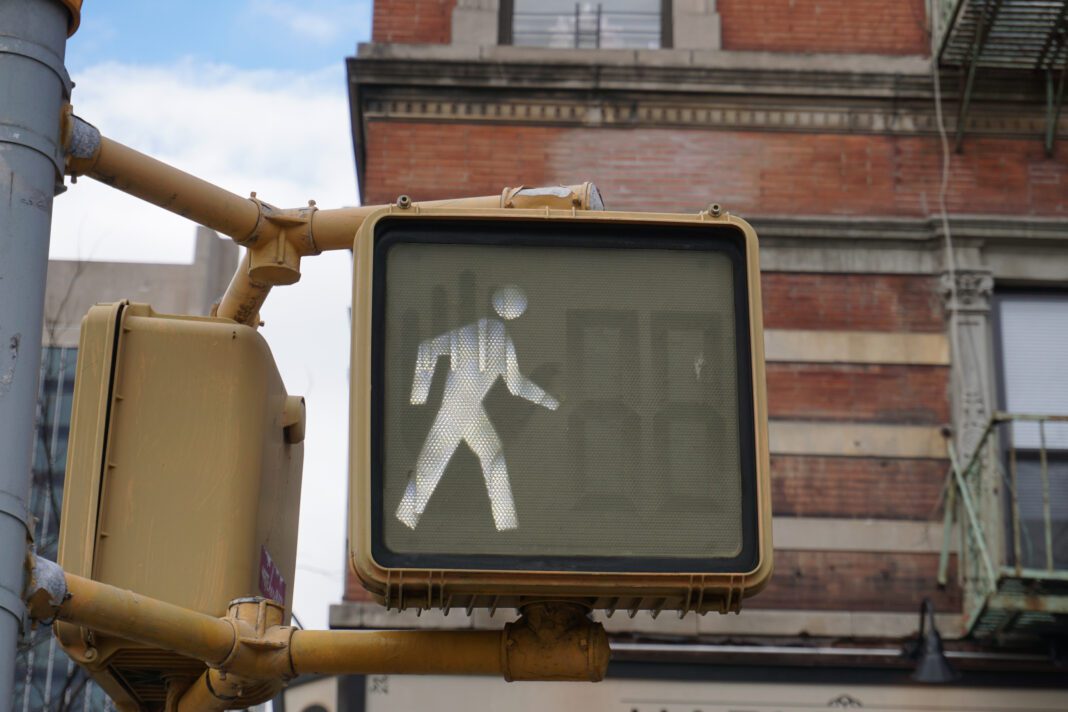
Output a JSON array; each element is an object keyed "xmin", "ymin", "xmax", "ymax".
[
  {"xmin": 351, "ymin": 42, "xmax": 1056, "ymax": 108},
  {"xmin": 358, "ymin": 90, "xmax": 1055, "ymax": 139}
]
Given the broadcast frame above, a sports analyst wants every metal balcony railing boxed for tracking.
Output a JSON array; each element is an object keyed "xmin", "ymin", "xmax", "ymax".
[
  {"xmin": 938, "ymin": 412, "xmax": 1068, "ymax": 639},
  {"xmin": 938, "ymin": 0, "xmax": 1068, "ymax": 70},
  {"xmin": 934, "ymin": 0, "xmax": 1067, "ymax": 154},
  {"xmin": 513, "ymin": 3, "xmax": 662, "ymax": 49}
]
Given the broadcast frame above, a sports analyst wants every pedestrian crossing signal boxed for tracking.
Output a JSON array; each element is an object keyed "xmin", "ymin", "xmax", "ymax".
[{"xmin": 350, "ymin": 207, "xmax": 772, "ymax": 614}]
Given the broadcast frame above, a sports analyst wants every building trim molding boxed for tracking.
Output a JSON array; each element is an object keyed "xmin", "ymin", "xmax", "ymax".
[
  {"xmin": 765, "ymin": 330, "xmax": 950, "ymax": 366},
  {"xmin": 355, "ymin": 44, "xmax": 935, "ymax": 90},
  {"xmin": 359, "ymin": 92, "xmax": 1061, "ymax": 141},
  {"xmin": 772, "ymin": 517, "xmax": 946, "ymax": 554},
  {"xmin": 769, "ymin": 421, "xmax": 946, "ymax": 459},
  {"xmin": 750, "ymin": 216, "xmax": 1068, "ymax": 277},
  {"xmin": 349, "ymin": 59, "xmax": 1064, "ymax": 199}
]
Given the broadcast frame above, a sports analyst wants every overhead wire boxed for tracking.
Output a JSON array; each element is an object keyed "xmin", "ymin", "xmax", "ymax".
[
  {"xmin": 929, "ymin": 2, "xmax": 968, "ymax": 587},
  {"xmin": 931, "ymin": 1, "xmax": 960, "ymax": 342}
]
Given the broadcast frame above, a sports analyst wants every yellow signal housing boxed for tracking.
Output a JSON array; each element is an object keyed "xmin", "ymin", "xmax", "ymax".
[
  {"xmin": 350, "ymin": 208, "xmax": 771, "ymax": 615},
  {"xmin": 55, "ymin": 302, "xmax": 304, "ymax": 709}
]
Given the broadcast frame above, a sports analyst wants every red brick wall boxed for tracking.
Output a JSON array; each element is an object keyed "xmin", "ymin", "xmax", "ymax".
[
  {"xmin": 718, "ymin": 0, "xmax": 930, "ymax": 55},
  {"xmin": 762, "ymin": 270, "xmax": 949, "ymax": 523},
  {"xmin": 772, "ymin": 456, "xmax": 945, "ymax": 519},
  {"xmin": 373, "ymin": 0, "xmax": 456, "ymax": 44},
  {"xmin": 352, "ymin": 119, "xmax": 986, "ymax": 612},
  {"xmin": 363, "ymin": 123, "xmax": 1068, "ymax": 216},
  {"xmin": 369, "ymin": 0, "xmax": 929, "ymax": 53},
  {"xmin": 763, "ymin": 274, "xmax": 945, "ymax": 332},
  {"xmin": 768, "ymin": 364, "xmax": 949, "ymax": 424},
  {"xmin": 363, "ymin": 123, "xmax": 559, "ymax": 204},
  {"xmin": 750, "ymin": 550, "xmax": 959, "ymax": 612}
]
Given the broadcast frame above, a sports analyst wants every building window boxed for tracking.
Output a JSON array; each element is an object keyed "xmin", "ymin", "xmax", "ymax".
[
  {"xmin": 995, "ymin": 293, "xmax": 1068, "ymax": 571},
  {"xmin": 500, "ymin": 0, "xmax": 672, "ymax": 49},
  {"xmin": 30, "ymin": 347, "xmax": 76, "ymax": 560}
]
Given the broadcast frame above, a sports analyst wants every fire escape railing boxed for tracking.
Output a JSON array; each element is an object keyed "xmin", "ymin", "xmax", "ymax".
[
  {"xmin": 936, "ymin": 0, "xmax": 1068, "ymax": 155},
  {"xmin": 939, "ymin": 412, "xmax": 1068, "ymax": 638}
]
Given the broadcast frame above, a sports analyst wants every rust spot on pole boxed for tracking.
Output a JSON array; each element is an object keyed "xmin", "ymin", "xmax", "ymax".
[{"xmin": 0, "ymin": 333, "xmax": 20, "ymax": 399}]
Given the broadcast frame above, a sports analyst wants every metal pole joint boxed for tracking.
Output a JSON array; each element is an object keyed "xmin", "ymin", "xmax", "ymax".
[
  {"xmin": 62, "ymin": 111, "xmax": 101, "ymax": 178},
  {"xmin": 239, "ymin": 196, "xmax": 320, "ymax": 287},
  {"xmin": 215, "ymin": 597, "xmax": 296, "ymax": 680},
  {"xmin": 23, "ymin": 554, "xmax": 67, "ymax": 625},
  {"xmin": 23, "ymin": 559, "xmax": 612, "ymax": 710},
  {"xmin": 502, "ymin": 601, "xmax": 609, "ymax": 682}
]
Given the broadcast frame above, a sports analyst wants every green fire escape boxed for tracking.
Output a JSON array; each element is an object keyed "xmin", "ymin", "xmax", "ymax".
[
  {"xmin": 937, "ymin": 0, "xmax": 1068, "ymax": 154},
  {"xmin": 939, "ymin": 413, "xmax": 1068, "ymax": 640}
]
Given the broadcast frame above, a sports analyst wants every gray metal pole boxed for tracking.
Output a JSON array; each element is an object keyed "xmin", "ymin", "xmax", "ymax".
[{"xmin": 0, "ymin": 2, "xmax": 71, "ymax": 710}]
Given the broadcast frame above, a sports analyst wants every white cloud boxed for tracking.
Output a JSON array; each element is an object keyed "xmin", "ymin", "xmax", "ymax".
[
  {"xmin": 249, "ymin": 0, "xmax": 360, "ymax": 43},
  {"xmin": 51, "ymin": 60, "xmax": 356, "ymax": 630},
  {"xmin": 56, "ymin": 59, "xmax": 357, "ymax": 261}
]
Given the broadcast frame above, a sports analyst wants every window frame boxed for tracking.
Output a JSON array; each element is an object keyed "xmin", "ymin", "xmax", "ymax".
[
  {"xmin": 992, "ymin": 287, "xmax": 1068, "ymax": 571},
  {"xmin": 498, "ymin": 0, "xmax": 674, "ymax": 50}
]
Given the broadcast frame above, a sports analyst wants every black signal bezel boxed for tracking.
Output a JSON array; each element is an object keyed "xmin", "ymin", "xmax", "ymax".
[{"xmin": 369, "ymin": 217, "xmax": 759, "ymax": 574}]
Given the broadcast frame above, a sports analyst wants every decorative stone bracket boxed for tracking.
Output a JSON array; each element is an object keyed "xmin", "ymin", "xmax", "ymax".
[
  {"xmin": 940, "ymin": 269, "xmax": 995, "ymax": 457},
  {"xmin": 940, "ymin": 269, "xmax": 1001, "ymax": 565}
]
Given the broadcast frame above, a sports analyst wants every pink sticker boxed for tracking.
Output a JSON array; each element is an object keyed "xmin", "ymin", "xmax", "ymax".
[{"xmin": 259, "ymin": 546, "xmax": 286, "ymax": 604}]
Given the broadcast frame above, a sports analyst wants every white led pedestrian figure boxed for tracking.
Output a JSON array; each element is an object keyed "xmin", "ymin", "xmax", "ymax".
[{"xmin": 396, "ymin": 285, "xmax": 559, "ymax": 531}]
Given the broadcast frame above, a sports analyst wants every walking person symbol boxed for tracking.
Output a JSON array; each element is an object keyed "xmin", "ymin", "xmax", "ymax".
[{"xmin": 396, "ymin": 285, "xmax": 559, "ymax": 531}]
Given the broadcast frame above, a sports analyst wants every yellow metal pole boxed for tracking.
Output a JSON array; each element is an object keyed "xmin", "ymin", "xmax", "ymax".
[
  {"xmin": 68, "ymin": 129, "xmax": 508, "ymax": 253},
  {"xmin": 70, "ymin": 135, "xmax": 263, "ymax": 241},
  {"xmin": 174, "ymin": 671, "xmax": 246, "ymax": 712},
  {"xmin": 290, "ymin": 629, "xmax": 503, "ymax": 676},
  {"xmin": 50, "ymin": 571, "xmax": 236, "ymax": 668},
  {"xmin": 214, "ymin": 186, "xmax": 598, "ymax": 325},
  {"xmin": 26, "ymin": 558, "xmax": 609, "ymax": 711},
  {"xmin": 63, "ymin": 113, "xmax": 601, "ymax": 325},
  {"xmin": 215, "ymin": 199, "xmax": 503, "ymax": 324},
  {"xmin": 215, "ymin": 251, "xmax": 271, "ymax": 325}
]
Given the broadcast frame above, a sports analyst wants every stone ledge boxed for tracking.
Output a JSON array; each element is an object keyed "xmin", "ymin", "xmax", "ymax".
[
  {"xmin": 351, "ymin": 48, "xmax": 936, "ymax": 101},
  {"xmin": 356, "ymin": 42, "xmax": 933, "ymax": 77},
  {"xmin": 750, "ymin": 215, "xmax": 1068, "ymax": 246},
  {"xmin": 764, "ymin": 330, "xmax": 950, "ymax": 366}
]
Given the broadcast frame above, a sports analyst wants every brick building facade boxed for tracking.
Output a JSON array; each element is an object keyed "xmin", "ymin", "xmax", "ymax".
[{"xmin": 320, "ymin": 1, "xmax": 1068, "ymax": 709}]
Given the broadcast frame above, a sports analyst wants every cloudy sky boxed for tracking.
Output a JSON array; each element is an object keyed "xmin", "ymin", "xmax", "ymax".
[{"xmin": 52, "ymin": 0, "xmax": 372, "ymax": 630}]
